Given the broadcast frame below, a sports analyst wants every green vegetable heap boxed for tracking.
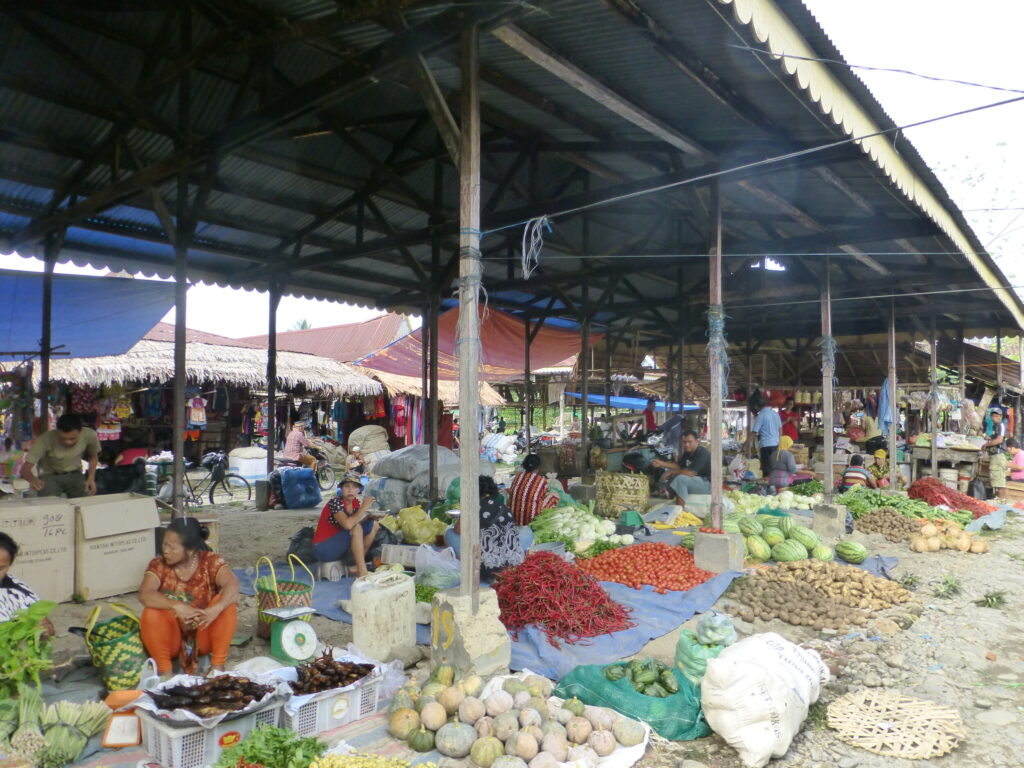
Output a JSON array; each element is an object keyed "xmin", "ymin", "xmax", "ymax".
[
  {"xmin": 790, "ymin": 479, "xmax": 824, "ymax": 496},
  {"xmin": 214, "ymin": 725, "xmax": 326, "ymax": 768},
  {"xmin": 415, "ymin": 584, "xmax": 438, "ymax": 603},
  {"xmin": 0, "ymin": 601, "xmax": 56, "ymax": 698},
  {"xmin": 603, "ymin": 658, "xmax": 680, "ymax": 698},
  {"xmin": 835, "ymin": 487, "xmax": 971, "ymax": 525}
]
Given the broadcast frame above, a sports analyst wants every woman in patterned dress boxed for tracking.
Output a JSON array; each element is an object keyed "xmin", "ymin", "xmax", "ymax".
[
  {"xmin": 0, "ymin": 532, "xmax": 55, "ymax": 634},
  {"xmin": 446, "ymin": 475, "xmax": 526, "ymax": 580}
]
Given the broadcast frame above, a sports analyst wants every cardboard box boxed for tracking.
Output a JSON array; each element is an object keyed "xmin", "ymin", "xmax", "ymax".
[
  {"xmin": 0, "ymin": 497, "xmax": 75, "ymax": 603},
  {"xmin": 75, "ymin": 493, "xmax": 161, "ymax": 600}
]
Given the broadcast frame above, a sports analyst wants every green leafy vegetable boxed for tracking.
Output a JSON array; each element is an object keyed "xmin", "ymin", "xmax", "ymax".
[
  {"xmin": 0, "ymin": 600, "xmax": 56, "ymax": 698},
  {"xmin": 835, "ymin": 487, "xmax": 971, "ymax": 524},
  {"xmin": 790, "ymin": 479, "xmax": 824, "ymax": 496},
  {"xmin": 415, "ymin": 584, "xmax": 438, "ymax": 603},
  {"xmin": 214, "ymin": 725, "xmax": 326, "ymax": 768}
]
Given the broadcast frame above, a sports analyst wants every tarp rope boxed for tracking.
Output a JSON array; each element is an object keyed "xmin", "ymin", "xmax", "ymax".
[
  {"xmin": 707, "ymin": 304, "xmax": 730, "ymax": 398},
  {"xmin": 521, "ymin": 216, "xmax": 550, "ymax": 280},
  {"xmin": 820, "ymin": 335, "xmax": 839, "ymax": 385}
]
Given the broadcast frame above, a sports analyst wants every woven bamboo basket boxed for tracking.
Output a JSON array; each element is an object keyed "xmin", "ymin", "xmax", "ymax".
[
  {"xmin": 827, "ymin": 689, "xmax": 965, "ymax": 760},
  {"xmin": 595, "ymin": 471, "xmax": 649, "ymax": 518}
]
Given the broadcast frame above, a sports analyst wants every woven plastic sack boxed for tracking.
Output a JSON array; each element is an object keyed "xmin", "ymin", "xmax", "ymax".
[
  {"xmin": 280, "ymin": 467, "xmax": 321, "ymax": 508},
  {"xmin": 554, "ymin": 664, "xmax": 709, "ymax": 741},
  {"xmin": 675, "ymin": 629, "xmax": 724, "ymax": 686}
]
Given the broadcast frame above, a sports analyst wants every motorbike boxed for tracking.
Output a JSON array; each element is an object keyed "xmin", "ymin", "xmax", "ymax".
[
  {"xmin": 274, "ymin": 444, "xmax": 336, "ymax": 491},
  {"xmin": 622, "ymin": 414, "xmax": 687, "ymax": 493}
]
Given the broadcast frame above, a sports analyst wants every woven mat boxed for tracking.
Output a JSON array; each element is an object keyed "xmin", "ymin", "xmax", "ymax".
[{"xmin": 827, "ymin": 689, "xmax": 965, "ymax": 760}]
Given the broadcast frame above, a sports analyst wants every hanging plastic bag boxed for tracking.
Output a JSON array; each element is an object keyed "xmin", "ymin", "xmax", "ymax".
[
  {"xmin": 695, "ymin": 611, "xmax": 737, "ymax": 646},
  {"xmin": 414, "ymin": 544, "xmax": 460, "ymax": 590}
]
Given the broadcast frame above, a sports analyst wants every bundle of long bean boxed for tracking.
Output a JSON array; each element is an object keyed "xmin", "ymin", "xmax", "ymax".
[
  {"xmin": 492, "ymin": 552, "xmax": 633, "ymax": 648},
  {"xmin": 37, "ymin": 700, "xmax": 111, "ymax": 768}
]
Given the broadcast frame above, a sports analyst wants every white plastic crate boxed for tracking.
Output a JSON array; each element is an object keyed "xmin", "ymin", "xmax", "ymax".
[
  {"xmin": 140, "ymin": 701, "xmax": 282, "ymax": 768},
  {"xmin": 281, "ymin": 675, "xmax": 380, "ymax": 737}
]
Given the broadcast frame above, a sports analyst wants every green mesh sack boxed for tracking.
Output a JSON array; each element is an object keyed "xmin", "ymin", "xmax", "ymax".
[
  {"xmin": 554, "ymin": 665, "xmax": 709, "ymax": 741},
  {"xmin": 675, "ymin": 629, "xmax": 724, "ymax": 686}
]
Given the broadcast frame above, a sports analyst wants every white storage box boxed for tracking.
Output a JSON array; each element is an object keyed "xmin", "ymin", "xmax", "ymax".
[
  {"xmin": 227, "ymin": 453, "xmax": 267, "ymax": 482},
  {"xmin": 140, "ymin": 701, "xmax": 282, "ymax": 768}
]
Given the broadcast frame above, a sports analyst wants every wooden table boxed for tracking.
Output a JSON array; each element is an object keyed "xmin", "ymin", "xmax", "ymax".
[{"xmin": 909, "ymin": 446, "xmax": 982, "ymax": 482}]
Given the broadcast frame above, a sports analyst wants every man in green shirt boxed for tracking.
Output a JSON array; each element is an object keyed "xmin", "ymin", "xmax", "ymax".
[{"xmin": 21, "ymin": 414, "xmax": 100, "ymax": 498}]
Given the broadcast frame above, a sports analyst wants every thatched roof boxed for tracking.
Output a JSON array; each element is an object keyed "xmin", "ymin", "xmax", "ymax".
[
  {"xmin": 41, "ymin": 338, "xmax": 381, "ymax": 396},
  {"xmin": 367, "ymin": 369, "xmax": 504, "ymax": 407}
]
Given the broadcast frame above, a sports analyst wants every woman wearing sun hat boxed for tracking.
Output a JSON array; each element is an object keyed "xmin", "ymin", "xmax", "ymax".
[
  {"xmin": 312, "ymin": 471, "xmax": 378, "ymax": 577},
  {"xmin": 869, "ymin": 449, "xmax": 891, "ymax": 488}
]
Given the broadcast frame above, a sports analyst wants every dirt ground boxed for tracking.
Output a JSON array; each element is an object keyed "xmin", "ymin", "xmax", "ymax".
[{"xmin": 45, "ymin": 494, "xmax": 1024, "ymax": 768}]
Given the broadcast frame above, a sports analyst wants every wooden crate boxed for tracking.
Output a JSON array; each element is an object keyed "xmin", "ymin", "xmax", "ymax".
[{"xmin": 1005, "ymin": 481, "xmax": 1024, "ymax": 501}]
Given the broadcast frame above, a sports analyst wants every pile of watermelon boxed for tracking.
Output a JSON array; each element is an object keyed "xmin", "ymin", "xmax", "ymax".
[{"xmin": 741, "ymin": 514, "xmax": 870, "ymax": 565}]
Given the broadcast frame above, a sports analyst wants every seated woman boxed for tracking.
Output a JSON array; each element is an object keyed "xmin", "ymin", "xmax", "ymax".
[
  {"xmin": 139, "ymin": 518, "xmax": 239, "ymax": 678},
  {"xmin": 312, "ymin": 472, "xmax": 379, "ymax": 577},
  {"xmin": 507, "ymin": 454, "xmax": 558, "ymax": 527},
  {"xmin": 869, "ymin": 449, "xmax": 892, "ymax": 488},
  {"xmin": 1007, "ymin": 438, "xmax": 1024, "ymax": 482},
  {"xmin": 767, "ymin": 436, "xmax": 813, "ymax": 488},
  {"xmin": 345, "ymin": 445, "xmax": 366, "ymax": 475},
  {"xmin": 0, "ymin": 532, "xmax": 55, "ymax": 635},
  {"xmin": 840, "ymin": 454, "xmax": 877, "ymax": 491},
  {"xmin": 445, "ymin": 476, "xmax": 526, "ymax": 579}
]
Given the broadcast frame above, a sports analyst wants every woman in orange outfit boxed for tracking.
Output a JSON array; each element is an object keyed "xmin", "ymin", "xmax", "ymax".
[{"xmin": 138, "ymin": 518, "xmax": 239, "ymax": 678}]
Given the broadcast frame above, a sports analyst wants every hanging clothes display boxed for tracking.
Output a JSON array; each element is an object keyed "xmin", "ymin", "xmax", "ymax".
[
  {"xmin": 187, "ymin": 396, "xmax": 208, "ymax": 429},
  {"xmin": 392, "ymin": 398, "xmax": 408, "ymax": 440}
]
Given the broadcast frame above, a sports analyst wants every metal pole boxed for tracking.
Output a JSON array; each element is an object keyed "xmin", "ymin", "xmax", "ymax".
[
  {"xmin": 524, "ymin": 318, "xmax": 532, "ymax": 449},
  {"xmin": 457, "ymin": 24, "xmax": 482, "ymax": 606},
  {"xmin": 930, "ymin": 317, "xmax": 938, "ymax": 476},
  {"xmin": 579, "ymin": 282, "xmax": 591, "ymax": 479},
  {"xmin": 821, "ymin": 259, "xmax": 834, "ymax": 505},
  {"xmin": 266, "ymin": 281, "xmax": 280, "ymax": 477},
  {"xmin": 420, "ymin": 303, "xmax": 429, "ymax": 450},
  {"xmin": 708, "ymin": 180, "xmax": 724, "ymax": 528},
  {"xmin": 429, "ymin": 284, "xmax": 440, "ymax": 498},
  {"xmin": 39, "ymin": 233, "xmax": 57, "ymax": 433},
  {"xmin": 604, "ymin": 337, "xmax": 612, "ymax": 418},
  {"xmin": 745, "ymin": 347, "xmax": 753, "ymax": 452},
  {"xmin": 678, "ymin": 332, "xmax": 687, "ymax": 413},
  {"xmin": 888, "ymin": 299, "xmax": 898, "ymax": 489}
]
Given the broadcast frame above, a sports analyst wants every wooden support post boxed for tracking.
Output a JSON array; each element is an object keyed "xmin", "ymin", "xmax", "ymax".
[
  {"xmin": 745, "ymin": 347, "xmax": 753, "ymax": 447},
  {"xmin": 524, "ymin": 318, "xmax": 532, "ymax": 449},
  {"xmin": 996, "ymin": 330, "xmax": 1003, "ymax": 392},
  {"xmin": 930, "ymin": 317, "xmax": 938, "ymax": 476},
  {"xmin": 429, "ymin": 286, "xmax": 440, "ymax": 497},
  {"xmin": 959, "ymin": 338, "xmax": 967, "ymax": 402},
  {"xmin": 266, "ymin": 281, "xmax": 281, "ymax": 476},
  {"xmin": 457, "ymin": 24, "xmax": 482, "ymax": 607},
  {"xmin": 421, "ymin": 302, "xmax": 429, "ymax": 449},
  {"xmin": 678, "ymin": 332, "xmax": 687, "ymax": 413},
  {"xmin": 821, "ymin": 260, "xmax": 834, "ymax": 505},
  {"xmin": 580, "ymin": 283, "xmax": 591, "ymax": 479},
  {"xmin": 888, "ymin": 299, "xmax": 898, "ymax": 489},
  {"xmin": 39, "ymin": 233, "xmax": 57, "ymax": 433},
  {"xmin": 604, "ymin": 337, "xmax": 612, "ymax": 418},
  {"xmin": 708, "ymin": 180, "xmax": 724, "ymax": 529}
]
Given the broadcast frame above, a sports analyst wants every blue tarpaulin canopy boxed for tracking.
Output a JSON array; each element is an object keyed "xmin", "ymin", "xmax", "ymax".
[
  {"xmin": 0, "ymin": 269, "xmax": 176, "ymax": 361},
  {"xmin": 565, "ymin": 392, "xmax": 700, "ymax": 412}
]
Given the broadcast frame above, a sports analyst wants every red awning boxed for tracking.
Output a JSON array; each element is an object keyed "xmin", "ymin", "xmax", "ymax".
[{"xmin": 357, "ymin": 307, "xmax": 598, "ymax": 381}]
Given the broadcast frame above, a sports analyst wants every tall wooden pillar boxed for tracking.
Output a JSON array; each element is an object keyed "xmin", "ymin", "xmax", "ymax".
[
  {"xmin": 39, "ymin": 233, "xmax": 58, "ymax": 433},
  {"xmin": 930, "ymin": 317, "xmax": 938, "ymax": 476},
  {"xmin": 524, "ymin": 319, "xmax": 532, "ymax": 448},
  {"xmin": 888, "ymin": 300, "xmax": 898, "ymax": 488},
  {"xmin": 265, "ymin": 281, "xmax": 281, "ymax": 477},
  {"xmin": 708, "ymin": 181, "xmax": 724, "ymax": 528},
  {"xmin": 457, "ymin": 25, "xmax": 482, "ymax": 606},
  {"xmin": 579, "ymin": 283, "xmax": 591, "ymax": 479},
  {"xmin": 821, "ymin": 259, "xmax": 834, "ymax": 505}
]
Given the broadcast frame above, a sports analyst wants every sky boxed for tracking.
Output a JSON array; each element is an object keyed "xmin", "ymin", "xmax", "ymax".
[{"xmin": 2, "ymin": 0, "xmax": 1022, "ymax": 335}]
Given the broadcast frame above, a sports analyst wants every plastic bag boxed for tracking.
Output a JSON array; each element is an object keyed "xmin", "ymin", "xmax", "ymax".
[
  {"xmin": 414, "ymin": 544, "xmax": 460, "ymax": 590},
  {"xmin": 675, "ymin": 629, "xmax": 724, "ymax": 686},
  {"xmin": 701, "ymin": 633, "xmax": 829, "ymax": 768},
  {"xmin": 695, "ymin": 611, "xmax": 737, "ymax": 646},
  {"xmin": 554, "ymin": 664, "xmax": 709, "ymax": 741}
]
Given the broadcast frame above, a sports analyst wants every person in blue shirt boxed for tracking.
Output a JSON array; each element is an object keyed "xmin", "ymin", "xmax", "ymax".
[{"xmin": 745, "ymin": 404, "xmax": 781, "ymax": 478}]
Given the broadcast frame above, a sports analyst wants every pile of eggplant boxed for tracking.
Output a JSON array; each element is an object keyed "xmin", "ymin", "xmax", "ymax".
[
  {"xmin": 146, "ymin": 675, "xmax": 273, "ymax": 718},
  {"xmin": 292, "ymin": 649, "xmax": 374, "ymax": 695}
]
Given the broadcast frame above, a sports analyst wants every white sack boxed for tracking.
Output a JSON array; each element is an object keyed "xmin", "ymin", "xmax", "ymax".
[
  {"xmin": 373, "ymin": 444, "xmax": 458, "ymax": 482},
  {"xmin": 700, "ymin": 632, "xmax": 830, "ymax": 768},
  {"xmin": 364, "ymin": 476, "xmax": 411, "ymax": 512}
]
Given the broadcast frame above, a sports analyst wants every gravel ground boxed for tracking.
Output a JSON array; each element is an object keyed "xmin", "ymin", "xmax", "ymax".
[{"xmin": 46, "ymin": 496, "xmax": 1024, "ymax": 767}]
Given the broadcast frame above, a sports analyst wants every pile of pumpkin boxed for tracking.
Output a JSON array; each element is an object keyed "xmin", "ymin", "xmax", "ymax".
[
  {"xmin": 909, "ymin": 520, "xmax": 989, "ymax": 554},
  {"xmin": 387, "ymin": 667, "xmax": 646, "ymax": 768}
]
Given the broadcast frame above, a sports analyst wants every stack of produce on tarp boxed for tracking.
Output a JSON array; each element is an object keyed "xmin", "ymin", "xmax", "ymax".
[
  {"xmin": 388, "ymin": 669, "xmax": 651, "ymax": 768},
  {"xmin": 288, "ymin": 652, "xmax": 374, "ymax": 695},
  {"xmin": 735, "ymin": 514, "xmax": 835, "ymax": 564},
  {"xmin": 492, "ymin": 552, "xmax": 634, "ymax": 647},
  {"xmin": 726, "ymin": 489, "xmax": 822, "ymax": 515},
  {"xmin": 379, "ymin": 505, "xmax": 448, "ymax": 545},
  {"xmin": 212, "ymin": 725, "xmax": 326, "ymax": 768},
  {"xmin": 854, "ymin": 507, "xmax": 924, "ymax": 541},
  {"xmin": 529, "ymin": 504, "xmax": 629, "ymax": 551},
  {"xmin": 836, "ymin": 486, "xmax": 973, "ymax": 524},
  {"xmin": 0, "ymin": 684, "xmax": 111, "ymax": 768},
  {"xmin": 907, "ymin": 477, "xmax": 996, "ymax": 519},
  {"xmin": 0, "ymin": 601, "xmax": 55, "ymax": 698},
  {"xmin": 789, "ymin": 479, "xmax": 825, "ymax": 496},
  {"xmin": 575, "ymin": 542, "xmax": 714, "ymax": 593},
  {"xmin": 723, "ymin": 560, "xmax": 914, "ymax": 630},
  {"xmin": 909, "ymin": 520, "xmax": 989, "ymax": 554}
]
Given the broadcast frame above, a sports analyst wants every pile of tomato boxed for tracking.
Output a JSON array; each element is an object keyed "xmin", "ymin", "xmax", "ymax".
[
  {"xmin": 699, "ymin": 527, "xmax": 724, "ymax": 534},
  {"xmin": 576, "ymin": 542, "xmax": 715, "ymax": 594}
]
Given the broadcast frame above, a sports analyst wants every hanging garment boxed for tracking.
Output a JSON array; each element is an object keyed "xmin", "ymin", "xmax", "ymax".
[
  {"xmin": 393, "ymin": 401, "xmax": 407, "ymax": 439},
  {"xmin": 374, "ymin": 395, "xmax": 386, "ymax": 420},
  {"xmin": 879, "ymin": 378, "xmax": 893, "ymax": 437},
  {"xmin": 187, "ymin": 397, "xmax": 208, "ymax": 429},
  {"xmin": 113, "ymin": 396, "xmax": 133, "ymax": 420}
]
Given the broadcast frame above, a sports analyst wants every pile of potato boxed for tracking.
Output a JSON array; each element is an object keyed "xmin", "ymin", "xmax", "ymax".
[
  {"xmin": 854, "ymin": 507, "xmax": 921, "ymax": 542},
  {"xmin": 910, "ymin": 521, "xmax": 988, "ymax": 554},
  {"xmin": 726, "ymin": 560, "xmax": 914, "ymax": 631}
]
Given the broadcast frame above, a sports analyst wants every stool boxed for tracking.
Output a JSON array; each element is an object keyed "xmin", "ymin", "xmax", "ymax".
[{"xmin": 318, "ymin": 560, "xmax": 344, "ymax": 581}]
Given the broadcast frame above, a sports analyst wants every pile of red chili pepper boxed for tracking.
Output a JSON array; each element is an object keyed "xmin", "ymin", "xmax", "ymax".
[
  {"xmin": 908, "ymin": 476, "xmax": 996, "ymax": 519},
  {"xmin": 577, "ymin": 542, "xmax": 714, "ymax": 594},
  {"xmin": 492, "ymin": 552, "xmax": 633, "ymax": 648}
]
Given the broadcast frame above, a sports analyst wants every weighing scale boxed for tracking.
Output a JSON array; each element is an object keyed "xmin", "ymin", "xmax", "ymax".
[{"xmin": 262, "ymin": 605, "xmax": 318, "ymax": 664}]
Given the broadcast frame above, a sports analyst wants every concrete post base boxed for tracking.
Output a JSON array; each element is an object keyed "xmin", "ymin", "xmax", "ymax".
[
  {"xmin": 430, "ymin": 587, "xmax": 510, "ymax": 678},
  {"xmin": 812, "ymin": 503, "xmax": 847, "ymax": 542},
  {"xmin": 694, "ymin": 531, "xmax": 745, "ymax": 573}
]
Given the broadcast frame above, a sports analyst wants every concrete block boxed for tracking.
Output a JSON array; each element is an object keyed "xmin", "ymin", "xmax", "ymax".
[
  {"xmin": 812, "ymin": 503, "xmax": 847, "ymax": 542},
  {"xmin": 430, "ymin": 587, "xmax": 510, "ymax": 678},
  {"xmin": 254, "ymin": 480, "xmax": 270, "ymax": 510},
  {"xmin": 694, "ymin": 532, "xmax": 744, "ymax": 573}
]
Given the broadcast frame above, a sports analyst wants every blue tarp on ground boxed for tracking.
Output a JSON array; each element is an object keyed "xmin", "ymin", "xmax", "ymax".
[
  {"xmin": 509, "ymin": 570, "xmax": 740, "ymax": 680},
  {"xmin": 0, "ymin": 268, "xmax": 176, "ymax": 360}
]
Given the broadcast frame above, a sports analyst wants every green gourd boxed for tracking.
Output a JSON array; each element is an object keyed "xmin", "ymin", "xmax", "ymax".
[
  {"xmin": 435, "ymin": 721, "xmax": 476, "ymax": 758},
  {"xmin": 407, "ymin": 726, "xmax": 436, "ymax": 753},
  {"xmin": 612, "ymin": 718, "xmax": 645, "ymax": 747}
]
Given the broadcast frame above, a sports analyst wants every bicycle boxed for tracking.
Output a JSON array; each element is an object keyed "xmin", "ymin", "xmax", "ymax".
[{"xmin": 156, "ymin": 451, "xmax": 252, "ymax": 508}]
